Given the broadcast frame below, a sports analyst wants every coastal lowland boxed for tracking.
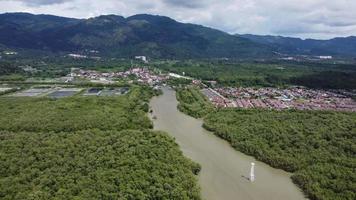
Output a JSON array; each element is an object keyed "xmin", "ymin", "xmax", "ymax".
[
  {"xmin": 0, "ymin": 85, "xmax": 201, "ymax": 200},
  {"xmin": 1, "ymin": 57, "xmax": 355, "ymax": 200},
  {"xmin": 0, "ymin": 10, "xmax": 356, "ymax": 200}
]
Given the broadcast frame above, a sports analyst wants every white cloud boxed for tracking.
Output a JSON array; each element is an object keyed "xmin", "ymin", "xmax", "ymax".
[{"xmin": 0, "ymin": 0, "xmax": 355, "ymax": 39}]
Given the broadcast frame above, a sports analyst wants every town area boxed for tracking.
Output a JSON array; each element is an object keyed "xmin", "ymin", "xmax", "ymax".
[
  {"xmin": 201, "ymin": 87, "xmax": 356, "ymax": 112},
  {"xmin": 65, "ymin": 67, "xmax": 168, "ymax": 85},
  {"xmin": 2, "ymin": 66, "xmax": 356, "ymax": 112}
]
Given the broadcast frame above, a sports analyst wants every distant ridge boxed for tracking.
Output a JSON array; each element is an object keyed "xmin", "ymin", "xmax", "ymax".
[
  {"xmin": 239, "ymin": 34, "xmax": 356, "ymax": 57},
  {"xmin": 0, "ymin": 12, "xmax": 355, "ymax": 58},
  {"xmin": 0, "ymin": 12, "xmax": 271, "ymax": 58}
]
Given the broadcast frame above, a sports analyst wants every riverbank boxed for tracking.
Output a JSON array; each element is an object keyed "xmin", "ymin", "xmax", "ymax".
[
  {"xmin": 150, "ymin": 87, "xmax": 306, "ymax": 200},
  {"xmin": 175, "ymin": 87, "xmax": 356, "ymax": 200}
]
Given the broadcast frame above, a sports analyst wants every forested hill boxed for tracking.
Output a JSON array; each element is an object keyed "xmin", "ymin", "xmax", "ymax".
[
  {"xmin": 239, "ymin": 34, "xmax": 356, "ymax": 57},
  {"xmin": 0, "ymin": 12, "xmax": 271, "ymax": 59}
]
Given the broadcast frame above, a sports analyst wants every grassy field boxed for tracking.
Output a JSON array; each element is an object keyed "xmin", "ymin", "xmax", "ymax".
[{"xmin": 0, "ymin": 86, "xmax": 201, "ymax": 200}]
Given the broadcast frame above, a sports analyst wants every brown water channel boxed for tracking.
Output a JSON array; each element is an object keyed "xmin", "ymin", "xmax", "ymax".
[{"xmin": 150, "ymin": 87, "xmax": 307, "ymax": 200}]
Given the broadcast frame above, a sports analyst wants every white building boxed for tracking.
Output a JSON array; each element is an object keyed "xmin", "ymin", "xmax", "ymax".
[
  {"xmin": 319, "ymin": 56, "xmax": 333, "ymax": 60},
  {"xmin": 135, "ymin": 56, "xmax": 148, "ymax": 63},
  {"xmin": 4, "ymin": 51, "xmax": 17, "ymax": 55},
  {"xmin": 68, "ymin": 54, "xmax": 88, "ymax": 59}
]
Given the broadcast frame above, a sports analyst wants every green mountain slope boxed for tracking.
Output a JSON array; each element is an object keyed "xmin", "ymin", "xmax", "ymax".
[
  {"xmin": 0, "ymin": 13, "xmax": 271, "ymax": 58},
  {"xmin": 239, "ymin": 34, "xmax": 356, "ymax": 57}
]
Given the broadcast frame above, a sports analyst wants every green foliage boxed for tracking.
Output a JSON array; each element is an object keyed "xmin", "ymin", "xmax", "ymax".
[
  {"xmin": 0, "ymin": 62, "xmax": 26, "ymax": 81},
  {"xmin": 155, "ymin": 60, "xmax": 356, "ymax": 88},
  {"xmin": 203, "ymin": 109, "xmax": 356, "ymax": 200},
  {"xmin": 0, "ymin": 129, "xmax": 201, "ymax": 200},
  {"xmin": 291, "ymin": 71, "xmax": 356, "ymax": 89},
  {"xmin": 0, "ymin": 74, "xmax": 26, "ymax": 81},
  {"xmin": 0, "ymin": 87, "xmax": 21, "ymax": 96},
  {"xmin": 176, "ymin": 88, "xmax": 214, "ymax": 118},
  {"xmin": 240, "ymin": 34, "xmax": 356, "ymax": 57},
  {"xmin": 0, "ymin": 62, "xmax": 22, "ymax": 75},
  {"xmin": 0, "ymin": 85, "xmax": 201, "ymax": 199},
  {"xmin": 0, "ymin": 13, "xmax": 270, "ymax": 59},
  {"xmin": 166, "ymin": 78, "xmax": 192, "ymax": 87},
  {"xmin": 0, "ymin": 87, "xmax": 153, "ymax": 132},
  {"xmin": 155, "ymin": 60, "xmax": 305, "ymax": 87},
  {"xmin": 0, "ymin": 55, "xmax": 140, "ymax": 80}
]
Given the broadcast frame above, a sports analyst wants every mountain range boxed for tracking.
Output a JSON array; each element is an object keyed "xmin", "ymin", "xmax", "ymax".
[
  {"xmin": 0, "ymin": 12, "xmax": 355, "ymax": 59},
  {"xmin": 239, "ymin": 34, "xmax": 356, "ymax": 57}
]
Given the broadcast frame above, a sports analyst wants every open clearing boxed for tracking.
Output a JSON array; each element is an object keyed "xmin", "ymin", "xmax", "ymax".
[
  {"xmin": 99, "ymin": 87, "xmax": 129, "ymax": 96},
  {"xmin": 11, "ymin": 88, "xmax": 55, "ymax": 97},
  {"xmin": 82, "ymin": 87, "xmax": 130, "ymax": 96},
  {"xmin": 0, "ymin": 88, "xmax": 12, "ymax": 92},
  {"xmin": 47, "ymin": 88, "xmax": 83, "ymax": 98},
  {"xmin": 83, "ymin": 88, "xmax": 102, "ymax": 96}
]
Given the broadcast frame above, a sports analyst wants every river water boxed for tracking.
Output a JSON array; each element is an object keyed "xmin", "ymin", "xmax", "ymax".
[{"xmin": 150, "ymin": 87, "xmax": 306, "ymax": 200}]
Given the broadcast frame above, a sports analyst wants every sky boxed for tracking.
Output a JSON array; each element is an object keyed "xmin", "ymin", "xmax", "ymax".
[{"xmin": 1, "ymin": 0, "xmax": 356, "ymax": 39}]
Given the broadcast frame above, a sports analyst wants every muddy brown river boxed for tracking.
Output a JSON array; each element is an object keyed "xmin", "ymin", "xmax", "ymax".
[{"xmin": 150, "ymin": 87, "xmax": 307, "ymax": 200}]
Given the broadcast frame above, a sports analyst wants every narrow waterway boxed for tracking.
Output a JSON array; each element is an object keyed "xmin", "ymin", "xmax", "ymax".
[{"xmin": 150, "ymin": 87, "xmax": 306, "ymax": 200}]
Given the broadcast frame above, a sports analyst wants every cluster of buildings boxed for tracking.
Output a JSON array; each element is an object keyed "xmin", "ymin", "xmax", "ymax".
[
  {"xmin": 68, "ymin": 54, "xmax": 88, "ymax": 59},
  {"xmin": 19, "ymin": 65, "xmax": 39, "ymax": 73},
  {"xmin": 201, "ymin": 88, "xmax": 234, "ymax": 107},
  {"xmin": 67, "ymin": 54, "xmax": 146, "ymax": 62},
  {"xmin": 278, "ymin": 54, "xmax": 334, "ymax": 61},
  {"xmin": 0, "ymin": 51, "xmax": 18, "ymax": 59},
  {"xmin": 2, "ymin": 51, "xmax": 18, "ymax": 55},
  {"xmin": 202, "ymin": 87, "xmax": 356, "ymax": 112},
  {"xmin": 67, "ymin": 53, "xmax": 101, "ymax": 60},
  {"xmin": 67, "ymin": 67, "xmax": 168, "ymax": 85},
  {"xmin": 129, "ymin": 68, "xmax": 168, "ymax": 85}
]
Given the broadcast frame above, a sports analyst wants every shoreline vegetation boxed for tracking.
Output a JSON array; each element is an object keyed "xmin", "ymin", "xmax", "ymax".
[
  {"xmin": 176, "ymin": 87, "xmax": 356, "ymax": 200},
  {"xmin": 0, "ymin": 85, "xmax": 201, "ymax": 200},
  {"xmin": 176, "ymin": 87, "xmax": 215, "ymax": 118}
]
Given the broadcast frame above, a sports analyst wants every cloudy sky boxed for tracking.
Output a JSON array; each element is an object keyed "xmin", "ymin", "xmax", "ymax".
[{"xmin": 1, "ymin": 0, "xmax": 356, "ymax": 39}]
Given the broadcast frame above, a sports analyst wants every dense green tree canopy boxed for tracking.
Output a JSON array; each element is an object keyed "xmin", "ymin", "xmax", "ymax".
[
  {"xmin": 203, "ymin": 109, "xmax": 356, "ymax": 200},
  {"xmin": 0, "ymin": 129, "xmax": 201, "ymax": 200},
  {"xmin": 0, "ymin": 86, "xmax": 201, "ymax": 200},
  {"xmin": 0, "ymin": 87, "xmax": 155, "ymax": 132},
  {"xmin": 155, "ymin": 60, "xmax": 356, "ymax": 89},
  {"xmin": 0, "ymin": 62, "xmax": 22, "ymax": 75},
  {"xmin": 176, "ymin": 87, "xmax": 214, "ymax": 118}
]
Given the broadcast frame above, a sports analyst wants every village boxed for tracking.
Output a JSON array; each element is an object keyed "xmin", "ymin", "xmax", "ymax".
[
  {"xmin": 201, "ymin": 86, "xmax": 356, "ymax": 112},
  {"xmin": 3, "ymin": 63, "xmax": 355, "ymax": 112},
  {"xmin": 64, "ymin": 67, "xmax": 169, "ymax": 85},
  {"xmin": 65, "ymin": 67, "xmax": 356, "ymax": 112}
]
